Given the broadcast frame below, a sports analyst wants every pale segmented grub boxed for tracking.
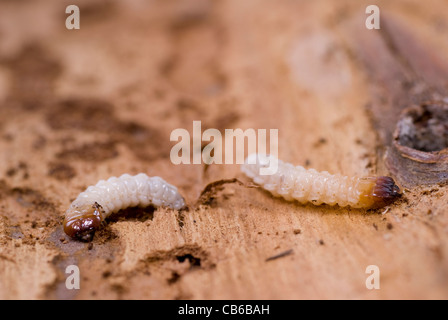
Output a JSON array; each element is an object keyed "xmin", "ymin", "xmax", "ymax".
[
  {"xmin": 241, "ymin": 154, "xmax": 401, "ymax": 209},
  {"xmin": 64, "ymin": 173, "xmax": 186, "ymax": 241}
]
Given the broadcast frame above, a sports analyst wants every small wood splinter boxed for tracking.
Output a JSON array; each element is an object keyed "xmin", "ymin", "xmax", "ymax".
[
  {"xmin": 241, "ymin": 154, "xmax": 401, "ymax": 209},
  {"xmin": 63, "ymin": 174, "xmax": 186, "ymax": 241}
]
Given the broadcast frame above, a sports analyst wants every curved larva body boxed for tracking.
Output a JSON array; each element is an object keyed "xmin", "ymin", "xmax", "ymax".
[
  {"xmin": 64, "ymin": 173, "xmax": 185, "ymax": 241},
  {"xmin": 241, "ymin": 154, "xmax": 400, "ymax": 209}
]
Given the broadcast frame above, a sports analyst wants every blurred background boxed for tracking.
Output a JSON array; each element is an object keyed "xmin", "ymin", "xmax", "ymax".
[{"xmin": 0, "ymin": 0, "xmax": 447, "ymax": 300}]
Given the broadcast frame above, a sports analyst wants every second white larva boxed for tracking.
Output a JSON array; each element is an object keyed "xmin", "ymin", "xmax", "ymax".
[
  {"xmin": 241, "ymin": 154, "xmax": 401, "ymax": 209},
  {"xmin": 64, "ymin": 173, "xmax": 186, "ymax": 241}
]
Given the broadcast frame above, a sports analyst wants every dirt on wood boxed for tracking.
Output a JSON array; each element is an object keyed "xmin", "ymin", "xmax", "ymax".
[{"xmin": 0, "ymin": 0, "xmax": 448, "ymax": 299}]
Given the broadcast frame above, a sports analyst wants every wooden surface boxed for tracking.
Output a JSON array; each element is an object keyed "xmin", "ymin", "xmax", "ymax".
[{"xmin": 0, "ymin": 0, "xmax": 448, "ymax": 299}]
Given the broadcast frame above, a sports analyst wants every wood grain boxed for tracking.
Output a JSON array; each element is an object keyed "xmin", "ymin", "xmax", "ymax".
[{"xmin": 0, "ymin": 0, "xmax": 447, "ymax": 299}]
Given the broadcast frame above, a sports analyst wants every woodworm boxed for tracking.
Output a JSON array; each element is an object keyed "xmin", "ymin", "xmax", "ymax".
[
  {"xmin": 64, "ymin": 173, "xmax": 185, "ymax": 241},
  {"xmin": 241, "ymin": 154, "xmax": 401, "ymax": 208}
]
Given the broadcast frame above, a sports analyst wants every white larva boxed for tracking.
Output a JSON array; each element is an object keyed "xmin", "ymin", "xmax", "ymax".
[
  {"xmin": 64, "ymin": 173, "xmax": 185, "ymax": 241},
  {"xmin": 241, "ymin": 154, "xmax": 401, "ymax": 209}
]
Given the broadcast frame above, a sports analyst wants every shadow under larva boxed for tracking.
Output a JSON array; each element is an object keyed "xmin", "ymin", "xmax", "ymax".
[
  {"xmin": 241, "ymin": 154, "xmax": 401, "ymax": 209},
  {"xmin": 64, "ymin": 155, "xmax": 401, "ymax": 242},
  {"xmin": 63, "ymin": 173, "xmax": 186, "ymax": 241}
]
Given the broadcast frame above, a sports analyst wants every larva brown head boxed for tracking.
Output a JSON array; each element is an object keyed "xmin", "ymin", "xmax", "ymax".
[
  {"xmin": 63, "ymin": 203, "xmax": 103, "ymax": 242},
  {"xmin": 358, "ymin": 176, "xmax": 401, "ymax": 209}
]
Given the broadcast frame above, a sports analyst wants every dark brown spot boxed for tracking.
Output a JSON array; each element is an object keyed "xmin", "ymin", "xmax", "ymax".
[
  {"xmin": 48, "ymin": 162, "xmax": 76, "ymax": 180},
  {"xmin": 56, "ymin": 141, "xmax": 119, "ymax": 162},
  {"xmin": 6, "ymin": 168, "xmax": 16, "ymax": 177},
  {"xmin": 102, "ymin": 271, "xmax": 111, "ymax": 278},
  {"xmin": 176, "ymin": 254, "xmax": 201, "ymax": 267},
  {"xmin": 167, "ymin": 272, "xmax": 181, "ymax": 285}
]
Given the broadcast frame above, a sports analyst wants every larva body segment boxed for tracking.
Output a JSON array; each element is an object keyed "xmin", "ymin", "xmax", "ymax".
[
  {"xmin": 64, "ymin": 173, "xmax": 186, "ymax": 241},
  {"xmin": 241, "ymin": 154, "xmax": 401, "ymax": 209}
]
